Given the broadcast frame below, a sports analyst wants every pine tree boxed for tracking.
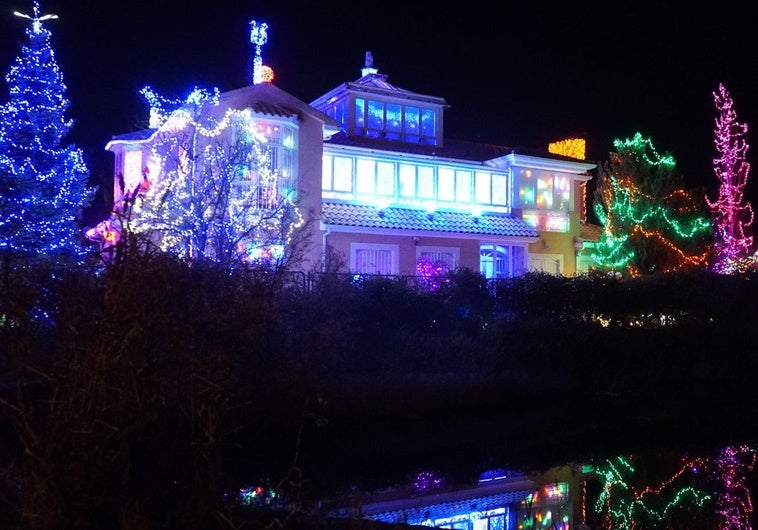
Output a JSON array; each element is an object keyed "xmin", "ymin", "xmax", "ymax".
[
  {"xmin": 706, "ymin": 83, "xmax": 756, "ymax": 274},
  {"xmin": 0, "ymin": 1, "xmax": 96, "ymax": 277},
  {"xmin": 592, "ymin": 132, "xmax": 712, "ymax": 277}
]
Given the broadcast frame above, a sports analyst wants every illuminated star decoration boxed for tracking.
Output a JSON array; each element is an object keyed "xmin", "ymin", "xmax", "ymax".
[
  {"xmin": 13, "ymin": 0, "xmax": 58, "ymax": 34},
  {"xmin": 706, "ymin": 83, "xmax": 757, "ymax": 274},
  {"xmin": 250, "ymin": 20, "xmax": 269, "ymax": 85}
]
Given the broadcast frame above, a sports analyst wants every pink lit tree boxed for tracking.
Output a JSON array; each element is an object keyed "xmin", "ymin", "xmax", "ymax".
[{"xmin": 706, "ymin": 83, "xmax": 757, "ymax": 273}]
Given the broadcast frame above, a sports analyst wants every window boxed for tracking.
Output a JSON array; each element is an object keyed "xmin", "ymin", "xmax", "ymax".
[
  {"xmin": 480, "ymin": 243, "xmax": 527, "ymax": 278},
  {"xmin": 420, "ymin": 108, "xmax": 436, "ymax": 144},
  {"xmin": 417, "ymin": 246, "xmax": 459, "ymax": 272},
  {"xmin": 351, "ymin": 243, "xmax": 398, "ymax": 275},
  {"xmin": 517, "ymin": 168, "xmax": 572, "ymax": 211}
]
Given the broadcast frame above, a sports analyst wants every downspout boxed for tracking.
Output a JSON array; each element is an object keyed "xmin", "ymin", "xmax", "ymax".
[{"xmin": 321, "ymin": 226, "xmax": 331, "ymax": 272}]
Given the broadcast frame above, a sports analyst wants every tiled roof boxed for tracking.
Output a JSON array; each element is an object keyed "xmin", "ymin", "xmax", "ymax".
[
  {"xmin": 365, "ymin": 489, "xmax": 535, "ymax": 524},
  {"xmin": 579, "ymin": 221, "xmax": 603, "ymax": 242},
  {"xmin": 321, "ymin": 202, "xmax": 538, "ymax": 238}
]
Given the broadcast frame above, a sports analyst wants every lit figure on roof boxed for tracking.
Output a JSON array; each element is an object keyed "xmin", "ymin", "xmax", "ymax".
[{"xmin": 250, "ymin": 19, "xmax": 268, "ymax": 85}]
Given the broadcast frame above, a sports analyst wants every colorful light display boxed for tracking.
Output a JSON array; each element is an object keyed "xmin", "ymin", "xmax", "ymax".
[
  {"xmin": 713, "ymin": 445, "xmax": 756, "ymax": 530},
  {"xmin": 592, "ymin": 132, "xmax": 711, "ymax": 276},
  {"xmin": 594, "ymin": 454, "xmax": 711, "ymax": 529},
  {"xmin": 0, "ymin": 1, "xmax": 95, "ymax": 266},
  {"xmin": 117, "ymin": 85, "xmax": 303, "ymax": 265},
  {"xmin": 706, "ymin": 83, "xmax": 757, "ymax": 274}
]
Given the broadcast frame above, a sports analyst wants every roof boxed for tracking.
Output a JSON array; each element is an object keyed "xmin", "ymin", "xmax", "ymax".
[
  {"xmin": 364, "ymin": 488, "xmax": 535, "ymax": 524},
  {"xmin": 321, "ymin": 202, "xmax": 539, "ymax": 238},
  {"xmin": 579, "ymin": 221, "xmax": 603, "ymax": 242}
]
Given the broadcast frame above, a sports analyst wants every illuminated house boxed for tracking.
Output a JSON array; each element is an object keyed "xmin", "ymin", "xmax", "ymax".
[
  {"xmin": 327, "ymin": 466, "xmax": 591, "ymax": 530},
  {"xmin": 100, "ymin": 47, "xmax": 598, "ymax": 277}
]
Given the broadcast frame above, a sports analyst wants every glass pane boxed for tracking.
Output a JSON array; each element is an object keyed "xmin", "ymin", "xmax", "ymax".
[
  {"xmin": 322, "ymin": 155, "xmax": 333, "ymax": 190},
  {"xmin": 356, "ymin": 159, "xmax": 375, "ymax": 194},
  {"xmin": 455, "ymin": 170, "xmax": 472, "ymax": 203},
  {"xmin": 404, "ymin": 107, "xmax": 419, "ymax": 142},
  {"xmin": 518, "ymin": 168, "xmax": 535, "ymax": 207},
  {"xmin": 438, "ymin": 167, "xmax": 455, "ymax": 201},
  {"xmin": 368, "ymin": 100, "xmax": 384, "ymax": 130},
  {"xmin": 333, "ymin": 156, "xmax": 353, "ymax": 192},
  {"xmin": 417, "ymin": 166, "xmax": 434, "ymax": 199},
  {"xmin": 536, "ymin": 171, "xmax": 554, "ymax": 208},
  {"xmin": 421, "ymin": 108, "xmax": 435, "ymax": 137},
  {"xmin": 492, "ymin": 174, "xmax": 507, "ymax": 205},
  {"xmin": 386, "ymin": 103, "xmax": 402, "ymax": 132},
  {"xmin": 377, "ymin": 161, "xmax": 395, "ymax": 195},
  {"xmin": 355, "ymin": 98, "xmax": 365, "ymax": 127},
  {"xmin": 399, "ymin": 164, "xmax": 416, "ymax": 197},
  {"xmin": 475, "ymin": 171, "xmax": 491, "ymax": 204}
]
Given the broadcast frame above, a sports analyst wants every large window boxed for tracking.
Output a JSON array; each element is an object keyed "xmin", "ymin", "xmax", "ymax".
[
  {"xmin": 354, "ymin": 97, "xmax": 437, "ymax": 145},
  {"xmin": 323, "ymin": 154, "xmax": 510, "ymax": 211},
  {"xmin": 516, "ymin": 168, "xmax": 571, "ymax": 211},
  {"xmin": 480, "ymin": 243, "xmax": 527, "ymax": 279}
]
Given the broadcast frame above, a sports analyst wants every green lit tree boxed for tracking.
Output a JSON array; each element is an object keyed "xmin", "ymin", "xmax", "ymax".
[
  {"xmin": 0, "ymin": 2, "xmax": 95, "ymax": 280},
  {"xmin": 594, "ymin": 454, "xmax": 712, "ymax": 529},
  {"xmin": 592, "ymin": 132, "xmax": 712, "ymax": 277}
]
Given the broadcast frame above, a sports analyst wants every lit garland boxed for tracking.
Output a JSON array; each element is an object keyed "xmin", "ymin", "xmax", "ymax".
[
  {"xmin": 119, "ymin": 86, "xmax": 303, "ymax": 266},
  {"xmin": 548, "ymin": 137, "xmax": 586, "ymax": 160},
  {"xmin": 592, "ymin": 133, "xmax": 712, "ymax": 276},
  {"xmin": 594, "ymin": 454, "xmax": 711, "ymax": 529},
  {"xmin": 0, "ymin": 0, "xmax": 95, "ymax": 264},
  {"xmin": 706, "ymin": 83, "xmax": 757, "ymax": 274},
  {"xmin": 713, "ymin": 445, "xmax": 756, "ymax": 530}
]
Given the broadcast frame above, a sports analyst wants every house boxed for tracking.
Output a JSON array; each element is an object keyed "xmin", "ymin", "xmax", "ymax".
[
  {"xmin": 326, "ymin": 465, "xmax": 593, "ymax": 530},
  {"xmin": 96, "ymin": 49, "xmax": 598, "ymax": 278}
]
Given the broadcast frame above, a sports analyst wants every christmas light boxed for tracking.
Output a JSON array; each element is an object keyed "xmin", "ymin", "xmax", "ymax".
[
  {"xmin": 548, "ymin": 137, "xmax": 586, "ymax": 160},
  {"xmin": 1, "ymin": 0, "xmax": 95, "ymax": 266},
  {"xmin": 594, "ymin": 454, "xmax": 711, "ymax": 529},
  {"xmin": 706, "ymin": 83, "xmax": 757, "ymax": 274},
  {"xmin": 250, "ymin": 20, "xmax": 268, "ymax": 85},
  {"xmin": 592, "ymin": 133, "xmax": 711, "ymax": 276},
  {"xmin": 713, "ymin": 445, "xmax": 755, "ymax": 530},
  {"xmin": 113, "ymin": 86, "xmax": 303, "ymax": 266}
]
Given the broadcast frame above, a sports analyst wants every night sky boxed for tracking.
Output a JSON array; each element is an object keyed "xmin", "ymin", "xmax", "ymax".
[{"xmin": 2, "ymin": 1, "xmax": 758, "ymax": 217}]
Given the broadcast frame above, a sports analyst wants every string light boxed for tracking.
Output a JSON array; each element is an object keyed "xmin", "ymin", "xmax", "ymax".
[
  {"xmin": 118, "ymin": 86, "xmax": 302, "ymax": 265},
  {"xmin": 1, "ymin": 0, "xmax": 95, "ymax": 265},
  {"xmin": 706, "ymin": 83, "xmax": 757, "ymax": 274},
  {"xmin": 592, "ymin": 133, "xmax": 711, "ymax": 276}
]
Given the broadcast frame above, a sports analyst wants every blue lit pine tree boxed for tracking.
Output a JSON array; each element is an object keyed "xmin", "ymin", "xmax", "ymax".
[{"xmin": 0, "ymin": 1, "xmax": 96, "ymax": 281}]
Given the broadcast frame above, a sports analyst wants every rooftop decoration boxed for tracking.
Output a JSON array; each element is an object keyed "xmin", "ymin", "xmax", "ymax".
[
  {"xmin": 250, "ymin": 20, "xmax": 269, "ymax": 85},
  {"xmin": 548, "ymin": 137, "xmax": 586, "ymax": 160}
]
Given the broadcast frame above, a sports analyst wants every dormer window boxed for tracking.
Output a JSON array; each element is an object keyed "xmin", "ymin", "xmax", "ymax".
[{"xmin": 354, "ymin": 97, "xmax": 437, "ymax": 145}]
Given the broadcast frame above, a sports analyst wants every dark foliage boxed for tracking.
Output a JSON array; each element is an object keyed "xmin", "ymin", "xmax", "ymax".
[{"xmin": 2, "ymin": 260, "xmax": 758, "ymax": 528}]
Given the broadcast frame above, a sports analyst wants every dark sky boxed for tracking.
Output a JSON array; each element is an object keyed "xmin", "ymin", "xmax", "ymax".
[{"xmin": 2, "ymin": 1, "xmax": 758, "ymax": 211}]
